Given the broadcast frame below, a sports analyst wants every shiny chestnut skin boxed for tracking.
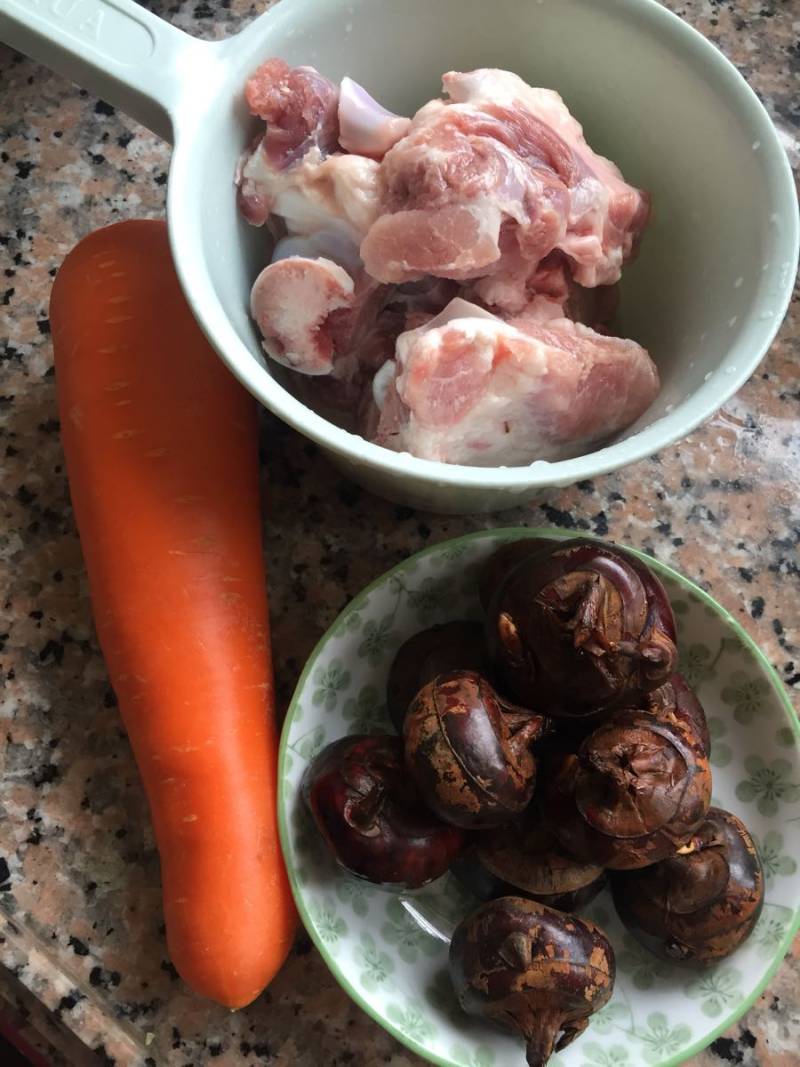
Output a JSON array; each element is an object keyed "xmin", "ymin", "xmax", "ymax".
[
  {"xmin": 303, "ymin": 735, "xmax": 465, "ymax": 888},
  {"xmin": 486, "ymin": 538, "xmax": 678, "ymax": 719},
  {"xmin": 449, "ymin": 897, "xmax": 615, "ymax": 1067},
  {"xmin": 540, "ymin": 706, "xmax": 712, "ymax": 869},
  {"xmin": 478, "ymin": 539, "xmax": 552, "ymax": 611},
  {"xmin": 612, "ymin": 808, "xmax": 765, "ymax": 965},
  {"xmin": 404, "ymin": 670, "xmax": 548, "ymax": 829},
  {"xmin": 386, "ymin": 621, "xmax": 489, "ymax": 733},
  {"xmin": 452, "ymin": 811, "xmax": 606, "ymax": 911},
  {"xmin": 633, "ymin": 671, "xmax": 711, "ymax": 755}
]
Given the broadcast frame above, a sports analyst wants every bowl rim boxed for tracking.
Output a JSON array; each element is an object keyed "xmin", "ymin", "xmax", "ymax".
[
  {"xmin": 168, "ymin": 0, "xmax": 800, "ymax": 491},
  {"xmin": 277, "ymin": 527, "xmax": 800, "ymax": 1067}
]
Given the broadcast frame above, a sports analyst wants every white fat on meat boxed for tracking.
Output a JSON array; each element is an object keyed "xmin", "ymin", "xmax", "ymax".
[
  {"xmin": 371, "ymin": 299, "xmax": 659, "ymax": 465},
  {"xmin": 250, "ymin": 256, "xmax": 355, "ymax": 375},
  {"xmin": 338, "ymin": 77, "xmax": 412, "ymax": 159},
  {"xmin": 239, "ymin": 146, "xmax": 381, "ymax": 240}
]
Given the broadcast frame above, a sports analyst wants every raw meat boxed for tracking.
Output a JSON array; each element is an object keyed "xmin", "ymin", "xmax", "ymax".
[
  {"xmin": 244, "ymin": 59, "xmax": 339, "ymax": 167},
  {"xmin": 236, "ymin": 61, "xmax": 380, "ymax": 236},
  {"xmin": 297, "ymin": 277, "xmax": 461, "ymax": 427},
  {"xmin": 361, "ymin": 69, "xmax": 648, "ymax": 287},
  {"xmin": 469, "ymin": 250, "xmax": 619, "ymax": 327},
  {"xmin": 369, "ymin": 299, "xmax": 659, "ymax": 466},
  {"xmin": 238, "ymin": 144, "xmax": 381, "ymax": 237},
  {"xmin": 234, "ymin": 61, "xmax": 657, "ymax": 466}
]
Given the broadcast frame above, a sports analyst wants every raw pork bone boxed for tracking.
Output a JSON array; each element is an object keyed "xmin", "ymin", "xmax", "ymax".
[
  {"xmin": 338, "ymin": 77, "xmax": 412, "ymax": 159},
  {"xmin": 238, "ymin": 143, "xmax": 381, "ymax": 237},
  {"xmin": 369, "ymin": 299, "xmax": 659, "ymax": 466},
  {"xmin": 250, "ymin": 256, "xmax": 356, "ymax": 375},
  {"xmin": 360, "ymin": 68, "xmax": 649, "ymax": 289},
  {"xmin": 237, "ymin": 62, "xmax": 409, "ymax": 231}
]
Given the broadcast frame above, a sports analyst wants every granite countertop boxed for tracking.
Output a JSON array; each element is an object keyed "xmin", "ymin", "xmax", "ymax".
[{"xmin": 1, "ymin": 1, "xmax": 798, "ymax": 1064}]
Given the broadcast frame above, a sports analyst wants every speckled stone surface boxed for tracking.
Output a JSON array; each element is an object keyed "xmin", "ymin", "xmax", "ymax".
[{"xmin": 0, "ymin": 1, "xmax": 798, "ymax": 1065}]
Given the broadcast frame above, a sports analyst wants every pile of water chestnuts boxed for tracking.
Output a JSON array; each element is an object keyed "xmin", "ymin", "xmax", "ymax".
[{"xmin": 303, "ymin": 537, "xmax": 765, "ymax": 1067}]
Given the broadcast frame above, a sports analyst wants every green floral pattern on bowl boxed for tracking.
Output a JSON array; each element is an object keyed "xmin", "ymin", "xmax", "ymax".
[{"xmin": 277, "ymin": 529, "xmax": 800, "ymax": 1067}]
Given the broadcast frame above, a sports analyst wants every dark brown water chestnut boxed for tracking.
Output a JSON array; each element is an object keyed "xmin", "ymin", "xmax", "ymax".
[
  {"xmin": 386, "ymin": 621, "xmax": 489, "ymax": 732},
  {"xmin": 634, "ymin": 671, "xmax": 711, "ymax": 755},
  {"xmin": 452, "ymin": 811, "xmax": 606, "ymax": 911},
  {"xmin": 478, "ymin": 538, "xmax": 553, "ymax": 610},
  {"xmin": 404, "ymin": 670, "xmax": 548, "ymax": 828},
  {"xmin": 486, "ymin": 538, "xmax": 678, "ymax": 718},
  {"xmin": 303, "ymin": 734, "xmax": 465, "ymax": 888},
  {"xmin": 540, "ymin": 706, "xmax": 712, "ymax": 869},
  {"xmin": 611, "ymin": 807, "xmax": 765, "ymax": 965},
  {"xmin": 449, "ymin": 896, "xmax": 615, "ymax": 1066}
]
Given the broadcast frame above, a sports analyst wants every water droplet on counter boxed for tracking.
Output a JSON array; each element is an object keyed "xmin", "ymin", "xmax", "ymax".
[
  {"xmin": 734, "ymin": 277, "xmax": 744, "ymax": 288},
  {"xmin": 769, "ymin": 213, "xmax": 780, "ymax": 225},
  {"xmin": 704, "ymin": 372, "xmax": 712, "ymax": 381},
  {"xmin": 728, "ymin": 316, "xmax": 739, "ymax": 327},
  {"xmin": 758, "ymin": 309, "xmax": 774, "ymax": 320},
  {"xmin": 665, "ymin": 403, "xmax": 675, "ymax": 414},
  {"xmin": 724, "ymin": 367, "xmax": 737, "ymax": 375},
  {"xmin": 752, "ymin": 140, "xmax": 761, "ymax": 150},
  {"xmin": 700, "ymin": 331, "xmax": 708, "ymax": 342},
  {"xmin": 762, "ymin": 263, "xmax": 770, "ymax": 272}
]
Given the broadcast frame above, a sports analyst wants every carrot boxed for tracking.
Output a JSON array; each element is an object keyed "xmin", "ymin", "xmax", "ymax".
[{"xmin": 50, "ymin": 220, "xmax": 296, "ymax": 1009}]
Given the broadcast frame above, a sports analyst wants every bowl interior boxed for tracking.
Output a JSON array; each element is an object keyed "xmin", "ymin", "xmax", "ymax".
[
  {"xmin": 171, "ymin": 0, "xmax": 798, "ymax": 478},
  {"xmin": 278, "ymin": 529, "xmax": 800, "ymax": 1067}
]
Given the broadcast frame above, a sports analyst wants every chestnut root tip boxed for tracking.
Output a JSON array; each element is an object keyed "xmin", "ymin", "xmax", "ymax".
[
  {"xmin": 450, "ymin": 898, "xmax": 614, "ymax": 1066},
  {"xmin": 521, "ymin": 1011, "xmax": 563, "ymax": 1067}
]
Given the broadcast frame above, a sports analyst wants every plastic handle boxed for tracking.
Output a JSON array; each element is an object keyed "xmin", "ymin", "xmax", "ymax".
[{"xmin": 0, "ymin": 0, "xmax": 215, "ymax": 142}]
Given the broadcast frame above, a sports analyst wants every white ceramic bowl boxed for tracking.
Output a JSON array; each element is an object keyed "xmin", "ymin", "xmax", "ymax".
[
  {"xmin": 4, "ymin": 0, "xmax": 799, "ymax": 512},
  {"xmin": 278, "ymin": 529, "xmax": 800, "ymax": 1067}
]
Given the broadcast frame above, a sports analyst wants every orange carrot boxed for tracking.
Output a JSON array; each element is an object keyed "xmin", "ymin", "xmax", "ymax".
[{"xmin": 50, "ymin": 220, "xmax": 296, "ymax": 1008}]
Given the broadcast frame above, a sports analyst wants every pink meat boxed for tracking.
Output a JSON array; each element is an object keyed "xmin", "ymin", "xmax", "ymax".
[
  {"xmin": 370, "ymin": 299, "xmax": 658, "ymax": 465},
  {"xmin": 361, "ymin": 69, "xmax": 648, "ymax": 288},
  {"xmin": 250, "ymin": 256, "xmax": 354, "ymax": 375},
  {"xmin": 244, "ymin": 59, "xmax": 339, "ymax": 168},
  {"xmin": 298, "ymin": 279, "xmax": 461, "ymax": 428},
  {"xmin": 237, "ymin": 61, "xmax": 379, "ymax": 235}
]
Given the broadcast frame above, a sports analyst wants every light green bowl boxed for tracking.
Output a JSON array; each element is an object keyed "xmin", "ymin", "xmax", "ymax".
[
  {"xmin": 209, "ymin": 0, "xmax": 799, "ymax": 511},
  {"xmin": 278, "ymin": 530, "xmax": 800, "ymax": 1067},
  {"xmin": 9, "ymin": 0, "xmax": 797, "ymax": 510}
]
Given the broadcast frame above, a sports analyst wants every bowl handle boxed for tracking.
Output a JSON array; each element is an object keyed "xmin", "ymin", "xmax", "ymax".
[{"xmin": 0, "ymin": 0, "xmax": 220, "ymax": 143}]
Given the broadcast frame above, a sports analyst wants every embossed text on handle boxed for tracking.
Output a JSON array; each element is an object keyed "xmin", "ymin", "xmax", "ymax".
[{"xmin": 18, "ymin": 0, "xmax": 155, "ymax": 65}]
